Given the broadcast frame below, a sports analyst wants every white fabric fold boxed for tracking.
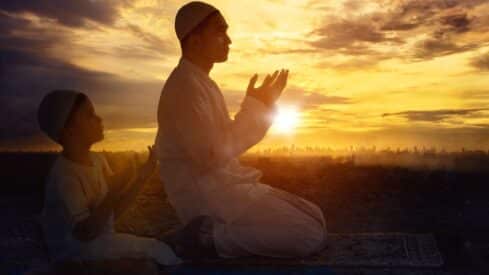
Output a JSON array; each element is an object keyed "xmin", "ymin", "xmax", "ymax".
[
  {"xmin": 156, "ymin": 58, "xmax": 275, "ymax": 224},
  {"xmin": 156, "ymin": 57, "xmax": 327, "ymax": 258}
]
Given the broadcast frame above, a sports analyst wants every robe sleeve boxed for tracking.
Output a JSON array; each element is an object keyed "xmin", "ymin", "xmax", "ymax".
[
  {"xmin": 96, "ymin": 153, "xmax": 115, "ymax": 177},
  {"xmin": 173, "ymin": 81, "xmax": 276, "ymax": 176}
]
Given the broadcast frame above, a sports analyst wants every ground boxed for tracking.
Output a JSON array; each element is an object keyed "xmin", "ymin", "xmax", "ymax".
[{"xmin": 1, "ymin": 152, "xmax": 488, "ymax": 274}]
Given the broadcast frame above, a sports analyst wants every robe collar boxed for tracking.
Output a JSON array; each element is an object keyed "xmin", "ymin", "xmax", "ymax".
[{"xmin": 179, "ymin": 57, "xmax": 212, "ymax": 82}]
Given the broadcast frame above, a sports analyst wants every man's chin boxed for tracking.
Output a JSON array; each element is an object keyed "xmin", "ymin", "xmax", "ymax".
[{"xmin": 215, "ymin": 53, "xmax": 229, "ymax": 63}]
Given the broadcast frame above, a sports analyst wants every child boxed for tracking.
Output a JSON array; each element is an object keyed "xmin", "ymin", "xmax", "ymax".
[{"xmin": 37, "ymin": 90, "xmax": 182, "ymax": 266}]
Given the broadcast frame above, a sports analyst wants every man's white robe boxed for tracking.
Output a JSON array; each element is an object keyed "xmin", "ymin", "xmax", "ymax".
[{"xmin": 155, "ymin": 58, "xmax": 326, "ymax": 258}]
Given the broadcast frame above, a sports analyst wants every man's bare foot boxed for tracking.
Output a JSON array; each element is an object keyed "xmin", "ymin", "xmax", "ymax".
[{"xmin": 159, "ymin": 215, "xmax": 218, "ymax": 261}]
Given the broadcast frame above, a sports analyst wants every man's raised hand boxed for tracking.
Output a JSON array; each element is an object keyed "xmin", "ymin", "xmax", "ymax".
[{"xmin": 246, "ymin": 69, "xmax": 289, "ymax": 108}]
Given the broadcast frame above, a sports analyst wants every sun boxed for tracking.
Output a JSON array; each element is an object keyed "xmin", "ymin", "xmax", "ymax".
[{"xmin": 272, "ymin": 105, "xmax": 300, "ymax": 134}]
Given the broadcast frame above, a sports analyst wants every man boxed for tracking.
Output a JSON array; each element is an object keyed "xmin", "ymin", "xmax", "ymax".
[{"xmin": 155, "ymin": 1, "xmax": 326, "ymax": 259}]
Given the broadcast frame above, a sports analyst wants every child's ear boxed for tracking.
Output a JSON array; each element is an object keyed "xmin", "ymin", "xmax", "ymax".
[
  {"xmin": 189, "ymin": 34, "xmax": 202, "ymax": 49},
  {"xmin": 58, "ymin": 128, "xmax": 69, "ymax": 145}
]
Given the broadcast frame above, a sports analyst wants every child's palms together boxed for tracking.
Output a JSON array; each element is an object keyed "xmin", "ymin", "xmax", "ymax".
[{"xmin": 139, "ymin": 145, "xmax": 157, "ymax": 181}]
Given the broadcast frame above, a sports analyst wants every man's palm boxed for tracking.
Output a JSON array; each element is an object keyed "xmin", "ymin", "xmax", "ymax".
[{"xmin": 247, "ymin": 69, "xmax": 289, "ymax": 107}]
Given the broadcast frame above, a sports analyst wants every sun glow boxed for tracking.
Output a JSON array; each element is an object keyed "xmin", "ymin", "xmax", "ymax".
[{"xmin": 272, "ymin": 105, "xmax": 300, "ymax": 134}]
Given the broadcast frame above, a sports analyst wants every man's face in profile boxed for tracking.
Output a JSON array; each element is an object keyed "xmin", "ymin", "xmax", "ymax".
[{"xmin": 198, "ymin": 12, "xmax": 232, "ymax": 63}]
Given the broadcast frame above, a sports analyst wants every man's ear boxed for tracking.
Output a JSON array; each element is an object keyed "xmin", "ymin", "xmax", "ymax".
[{"xmin": 187, "ymin": 33, "xmax": 203, "ymax": 49}]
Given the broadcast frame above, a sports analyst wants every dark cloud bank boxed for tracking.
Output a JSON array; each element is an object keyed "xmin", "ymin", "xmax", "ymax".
[
  {"xmin": 308, "ymin": 0, "xmax": 489, "ymax": 67},
  {"xmin": 1, "ymin": 0, "xmax": 489, "ymax": 150},
  {"xmin": 0, "ymin": 3, "xmax": 163, "ymax": 149}
]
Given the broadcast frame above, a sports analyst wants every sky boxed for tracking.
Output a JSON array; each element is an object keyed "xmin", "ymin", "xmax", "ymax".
[{"xmin": 1, "ymin": 0, "xmax": 489, "ymax": 152}]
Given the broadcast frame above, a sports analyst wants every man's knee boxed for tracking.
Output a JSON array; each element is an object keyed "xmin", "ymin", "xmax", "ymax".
[{"xmin": 294, "ymin": 219, "xmax": 327, "ymax": 257}]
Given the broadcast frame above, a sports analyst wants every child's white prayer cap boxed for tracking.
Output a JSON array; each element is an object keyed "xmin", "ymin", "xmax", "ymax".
[{"xmin": 37, "ymin": 90, "xmax": 82, "ymax": 143}]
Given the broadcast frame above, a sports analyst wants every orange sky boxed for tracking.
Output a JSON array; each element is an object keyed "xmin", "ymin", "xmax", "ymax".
[{"xmin": 1, "ymin": 0, "xmax": 489, "ymax": 152}]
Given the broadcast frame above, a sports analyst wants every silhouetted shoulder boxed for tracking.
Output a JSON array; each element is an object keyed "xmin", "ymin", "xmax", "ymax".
[{"xmin": 162, "ymin": 66, "xmax": 203, "ymax": 98}]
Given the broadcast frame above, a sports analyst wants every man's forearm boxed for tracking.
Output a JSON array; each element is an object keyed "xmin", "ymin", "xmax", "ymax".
[{"xmin": 205, "ymin": 97, "xmax": 275, "ymax": 169}]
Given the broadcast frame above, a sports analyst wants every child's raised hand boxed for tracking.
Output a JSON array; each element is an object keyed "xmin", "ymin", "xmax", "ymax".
[{"xmin": 139, "ymin": 145, "xmax": 157, "ymax": 181}]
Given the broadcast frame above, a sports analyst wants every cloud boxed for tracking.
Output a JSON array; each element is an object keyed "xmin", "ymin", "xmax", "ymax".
[
  {"xmin": 342, "ymin": 0, "xmax": 365, "ymax": 12},
  {"xmin": 440, "ymin": 12, "xmax": 471, "ymax": 33},
  {"xmin": 309, "ymin": 18, "xmax": 402, "ymax": 51},
  {"xmin": 411, "ymin": 13, "xmax": 478, "ymax": 60},
  {"xmin": 0, "ymin": 46, "xmax": 162, "ymax": 139},
  {"xmin": 0, "ymin": 12, "xmax": 112, "ymax": 95},
  {"xmin": 380, "ymin": 0, "xmax": 459, "ymax": 31},
  {"xmin": 0, "ymin": 12, "xmax": 65, "ymax": 54},
  {"xmin": 0, "ymin": 12, "xmax": 163, "ymax": 146},
  {"xmin": 381, "ymin": 17, "xmax": 423, "ymax": 31},
  {"xmin": 314, "ymin": 55, "xmax": 387, "ymax": 71},
  {"xmin": 118, "ymin": 23, "xmax": 177, "ymax": 59},
  {"xmin": 470, "ymin": 51, "xmax": 489, "ymax": 71},
  {"xmin": 307, "ymin": 0, "xmax": 489, "ymax": 62},
  {"xmin": 253, "ymin": 48, "xmax": 318, "ymax": 56},
  {"xmin": 278, "ymin": 87, "xmax": 351, "ymax": 109},
  {"xmin": 0, "ymin": 45, "xmax": 124, "ymax": 140},
  {"xmin": 413, "ymin": 38, "xmax": 478, "ymax": 59},
  {"xmin": 300, "ymin": 108, "xmax": 377, "ymax": 131},
  {"xmin": 0, "ymin": 12, "xmax": 101, "ymax": 141},
  {"xmin": 382, "ymin": 108, "xmax": 488, "ymax": 122},
  {"xmin": 222, "ymin": 86, "xmax": 351, "ymax": 113},
  {"xmin": 383, "ymin": 0, "xmax": 486, "ymax": 27},
  {"xmin": 0, "ymin": 0, "xmax": 126, "ymax": 27}
]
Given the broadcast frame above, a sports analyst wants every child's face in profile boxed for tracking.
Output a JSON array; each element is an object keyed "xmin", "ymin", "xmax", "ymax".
[{"xmin": 66, "ymin": 98, "xmax": 104, "ymax": 145}]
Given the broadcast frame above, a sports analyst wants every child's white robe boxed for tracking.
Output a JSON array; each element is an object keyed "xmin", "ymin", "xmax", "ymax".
[
  {"xmin": 156, "ymin": 58, "xmax": 327, "ymax": 258},
  {"xmin": 40, "ymin": 153, "xmax": 182, "ymax": 265}
]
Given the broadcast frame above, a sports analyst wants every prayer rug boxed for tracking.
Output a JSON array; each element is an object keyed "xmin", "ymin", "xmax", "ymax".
[{"xmin": 197, "ymin": 233, "xmax": 444, "ymax": 268}]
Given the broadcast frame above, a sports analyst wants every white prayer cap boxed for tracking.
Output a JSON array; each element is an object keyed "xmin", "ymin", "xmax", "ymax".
[
  {"xmin": 175, "ymin": 1, "xmax": 219, "ymax": 42},
  {"xmin": 37, "ymin": 90, "xmax": 83, "ymax": 143}
]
